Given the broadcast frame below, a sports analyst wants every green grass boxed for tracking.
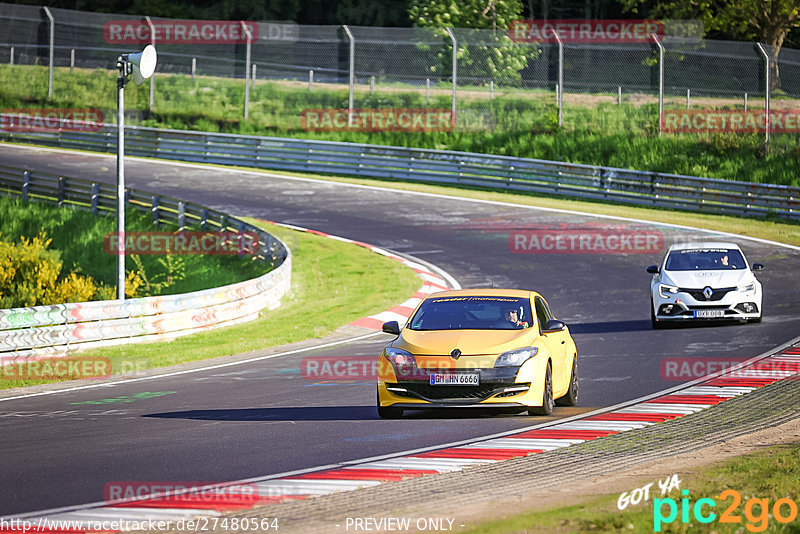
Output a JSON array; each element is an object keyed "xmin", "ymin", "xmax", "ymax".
[
  {"xmin": 0, "ymin": 218, "xmax": 422, "ymax": 389},
  {"xmin": 1, "ymin": 64, "xmax": 799, "ymax": 185},
  {"xmin": 0, "ymin": 195, "xmax": 264, "ymax": 295},
  {"xmin": 456, "ymin": 443, "xmax": 800, "ymax": 533}
]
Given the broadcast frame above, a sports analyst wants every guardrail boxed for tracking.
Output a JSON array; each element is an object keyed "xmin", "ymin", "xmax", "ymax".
[
  {"xmin": 1, "ymin": 119, "xmax": 798, "ymax": 222},
  {"xmin": 0, "ymin": 164, "xmax": 291, "ymax": 361}
]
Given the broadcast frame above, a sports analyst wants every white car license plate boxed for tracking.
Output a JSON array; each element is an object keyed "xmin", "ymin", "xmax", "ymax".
[
  {"xmin": 429, "ymin": 373, "xmax": 479, "ymax": 386},
  {"xmin": 695, "ymin": 309, "xmax": 725, "ymax": 318}
]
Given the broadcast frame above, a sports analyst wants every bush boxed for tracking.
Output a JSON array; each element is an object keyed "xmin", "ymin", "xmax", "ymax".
[{"xmin": 0, "ymin": 232, "xmax": 109, "ymax": 308}]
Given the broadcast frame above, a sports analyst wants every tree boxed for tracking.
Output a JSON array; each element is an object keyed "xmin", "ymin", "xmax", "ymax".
[
  {"xmin": 621, "ymin": 0, "xmax": 800, "ymax": 90},
  {"xmin": 408, "ymin": 0, "xmax": 537, "ymax": 85}
]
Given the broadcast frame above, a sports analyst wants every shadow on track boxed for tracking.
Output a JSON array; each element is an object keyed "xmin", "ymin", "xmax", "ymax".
[{"xmin": 567, "ymin": 319, "xmax": 652, "ymax": 334}]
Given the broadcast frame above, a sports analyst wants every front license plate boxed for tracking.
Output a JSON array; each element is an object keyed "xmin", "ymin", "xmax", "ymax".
[
  {"xmin": 695, "ymin": 309, "xmax": 725, "ymax": 318},
  {"xmin": 429, "ymin": 373, "xmax": 479, "ymax": 386}
]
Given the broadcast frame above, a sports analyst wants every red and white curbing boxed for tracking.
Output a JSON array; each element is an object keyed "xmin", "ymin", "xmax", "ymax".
[
  {"xmin": 274, "ymin": 222, "xmax": 455, "ymax": 332},
  {"xmin": 4, "ymin": 225, "xmax": 799, "ymax": 531},
  {"xmin": 12, "ymin": 347, "xmax": 799, "ymax": 531}
]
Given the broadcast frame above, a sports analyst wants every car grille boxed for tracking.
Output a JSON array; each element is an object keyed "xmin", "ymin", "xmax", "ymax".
[
  {"xmin": 392, "ymin": 382, "xmax": 529, "ymax": 401},
  {"xmin": 680, "ymin": 287, "xmax": 735, "ymax": 301}
]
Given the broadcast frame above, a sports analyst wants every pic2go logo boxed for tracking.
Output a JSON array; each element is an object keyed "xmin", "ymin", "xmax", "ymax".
[{"xmin": 654, "ymin": 489, "xmax": 799, "ymax": 532}]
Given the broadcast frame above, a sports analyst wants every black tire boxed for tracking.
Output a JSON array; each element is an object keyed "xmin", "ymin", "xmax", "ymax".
[
  {"xmin": 377, "ymin": 388, "xmax": 403, "ymax": 419},
  {"xmin": 556, "ymin": 356, "xmax": 579, "ymax": 407},
  {"xmin": 529, "ymin": 362, "xmax": 554, "ymax": 416},
  {"xmin": 749, "ymin": 315, "xmax": 762, "ymax": 324},
  {"xmin": 651, "ymin": 299, "xmax": 665, "ymax": 329}
]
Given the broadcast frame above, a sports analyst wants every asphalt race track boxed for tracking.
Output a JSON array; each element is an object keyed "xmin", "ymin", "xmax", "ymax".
[{"xmin": 2, "ymin": 144, "xmax": 799, "ymax": 516}]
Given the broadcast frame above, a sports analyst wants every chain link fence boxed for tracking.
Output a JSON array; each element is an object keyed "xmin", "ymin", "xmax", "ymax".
[{"xmin": 1, "ymin": 2, "xmax": 799, "ymax": 148}]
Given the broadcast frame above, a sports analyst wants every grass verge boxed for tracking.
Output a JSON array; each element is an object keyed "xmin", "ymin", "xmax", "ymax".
[
  {"xmin": 1, "ymin": 64, "xmax": 798, "ymax": 184},
  {"xmin": 0, "ymin": 219, "xmax": 422, "ymax": 389},
  {"xmin": 457, "ymin": 443, "xmax": 800, "ymax": 533}
]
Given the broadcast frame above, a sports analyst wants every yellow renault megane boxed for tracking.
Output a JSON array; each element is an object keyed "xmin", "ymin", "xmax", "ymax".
[{"xmin": 377, "ymin": 289, "xmax": 578, "ymax": 418}]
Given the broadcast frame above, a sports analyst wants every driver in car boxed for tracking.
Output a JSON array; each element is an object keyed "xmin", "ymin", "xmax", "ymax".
[{"xmin": 503, "ymin": 307, "xmax": 529, "ymax": 329}]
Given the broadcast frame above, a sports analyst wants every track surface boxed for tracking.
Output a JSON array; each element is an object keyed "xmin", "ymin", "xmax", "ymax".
[{"xmin": 1, "ymin": 145, "xmax": 799, "ymax": 516}]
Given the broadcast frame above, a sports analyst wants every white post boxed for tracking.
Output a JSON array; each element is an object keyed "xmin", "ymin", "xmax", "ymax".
[
  {"xmin": 652, "ymin": 33, "xmax": 664, "ymax": 136},
  {"xmin": 447, "ymin": 27, "xmax": 457, "ymax": 129},
  {"xmin": 489, "ymin": 79, "xmax": 494, "ymax": 99},
  {"xmin": 425, "ymin": 77, "xmax": 430, "ymax": 100},
  {"xmin": 370, "ymin": 74, "xmax": 374, "ymax": 94},
  {"xmin": 744, "ymin": 92, "xmax": 748, "ymax": 112},
  {"xmin": 555, "ymin": 32, "xmax": 563, "ymax": 127},
  {"xmin": 686, "ymin": 88, "xmax": 690, "ymax": 109},
  {"xmin": 9, "ymin": 46, "xmax": 13, "ymax": 65},
  {"xmin": 116, "ymin": 60, "xmax": 127, "ymax": 300},
  {"xmin": 618, "ymin": 86, "xmax": 622, "ymax": 105},
  {"xmin": 191, "ymin": 57, "xmax": 196, "ymax": 81},
  {"xmin": 43, "ymin": 7, "xmax": 54, "ymax": 99},
  {"xmin": 145, "ymin": 17, "xmax": 155, "ymax": 113},
  {"xmin": 756, "ymin": 43, "xmax": 770, "ymax": 153},
  {"xmin": 342, "ymin": 25, "xmax": 355, "ymax": 127},
  {"xmin": 309, "ymin": 69, "xmax": 313, "ymax": 91},
  {"xmin": 252, "ymin": 64, "xmax": 256, "ymax": 87},
  {"xmin": 70, "ymin": 49, "xmax": 75, "ymax": 72},
  {"xmin": 241, "ymin": 21, "xmax": 252, "ymax": 119}
]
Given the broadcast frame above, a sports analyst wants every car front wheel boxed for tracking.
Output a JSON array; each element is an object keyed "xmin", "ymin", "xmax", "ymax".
[
  {"xmin": 529, "ymin": 362, "xmax": 554, "ymax": 416},
  {"xmin": 556, "ymin": 356, "xmax": 578, "ymax": 407}
]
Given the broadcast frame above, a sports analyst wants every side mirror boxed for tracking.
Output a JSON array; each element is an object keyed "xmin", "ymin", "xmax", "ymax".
[
  {"xmin": 646, "ymin": 265, "xmax": 660, "ymax": 274},
  {"xmin": 382, "ymin": 321, "xmax": 401, "ymax": 335},
  {"xmin": 543, "ymin": 319, "xmax": 565, "ymax": 333},
  {"xmin": 752, "ymin": 263, "xmax": 764, "ymax": 271}
]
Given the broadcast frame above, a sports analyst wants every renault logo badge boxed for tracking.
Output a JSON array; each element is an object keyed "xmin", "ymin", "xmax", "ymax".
[
  {"xmin": 450, "ymin": 348, "xmax": 461, "ymax": 360},
  {"xmin": 703, "ymin": 286, "xmax": 713, "ymax": 300}
]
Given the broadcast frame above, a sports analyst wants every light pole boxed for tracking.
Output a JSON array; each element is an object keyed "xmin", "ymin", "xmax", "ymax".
[{"xmin": 115, "ymin": 45, "xmax": 157, "ymax": 300}]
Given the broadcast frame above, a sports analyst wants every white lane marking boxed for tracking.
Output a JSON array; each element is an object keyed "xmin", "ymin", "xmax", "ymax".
[
  {"xmin": 465, "ymin": 438, "xmax": 581, "ymax": 450},
  {"xmin": 553, "ymin": 421, "xmax": 655, "ymax": 431},
  {"xmin": 346, "ymin": 458, "xmax": 492, "ymax": 470},
  {"xmin": 680, "ymin": 386, "xmax": 754, "ymax": 396},
  {"xmin": 616, "ymin": 404, "xmax": 708, "ymax": 414}
]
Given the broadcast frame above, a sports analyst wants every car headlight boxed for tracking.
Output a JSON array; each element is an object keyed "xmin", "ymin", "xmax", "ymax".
[
  {"xmin": 659, "ymin": 284, "xmax": 679, "ymax": 298},
  {"xmin": 737, "ymin": 282, "xmax": 756, "ymax": 293},
  {"xmin": 495, "ymin": 347, "xmax": 538, "ymax": 368},
  {"xmin": 383, "ymin": 347, "xmax": 414, "ymax": 365}
]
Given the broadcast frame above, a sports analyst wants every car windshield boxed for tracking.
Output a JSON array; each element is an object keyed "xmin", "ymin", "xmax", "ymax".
[
  {"xmin": 665, "ymin": 248, "xmax": 747, "ymax": 271},
  {"xmin": 408, "ymin": 296, "xmax": 533, "ymax": 331}
]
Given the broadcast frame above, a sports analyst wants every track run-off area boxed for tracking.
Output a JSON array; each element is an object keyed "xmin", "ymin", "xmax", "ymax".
[{"xmin": 1, "ymin": 143, "xmax": 800, "ymax": 521}]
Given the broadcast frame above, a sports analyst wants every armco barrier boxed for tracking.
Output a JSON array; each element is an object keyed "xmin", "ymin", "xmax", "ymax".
[
  {"xmin": 0, "ymin": 164, "xmax": 291, "ymax": 361},
  {"xmin": 1, "ymin": 119, "xmax": 798, "ymax": 221}
]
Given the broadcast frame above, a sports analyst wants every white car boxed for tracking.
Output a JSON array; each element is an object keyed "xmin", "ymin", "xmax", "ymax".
[{"xmin": 647, "ymin": 242, "xmax": 763, "ymax": 328}]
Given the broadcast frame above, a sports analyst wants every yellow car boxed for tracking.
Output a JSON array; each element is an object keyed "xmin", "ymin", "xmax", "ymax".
[{"xmin": 377, "ymin": 289, "xmax": 578, "ymax": 419}]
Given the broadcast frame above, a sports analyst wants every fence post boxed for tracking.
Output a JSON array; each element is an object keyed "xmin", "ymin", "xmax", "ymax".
[
  {"xmin": 652, "ymin": 33, "xmax": 664, "ymax": 137},
  {"xmin": 309, "ymin": 69, "xmax": 314, "ymax": 91},
  {"xmin": 756, "ymin": 43, "xmax": 770, "ymax": 154},
  {"xmin": 191, "ymin": 57, "xmax": 196, "ymax": 81},
  {"xmin": 446, "ymin": 27, "xmax": 457, "ymax": 129},
  {"xmin": 145, "ymin": 17, "xmax": 155, "ymax": 113},
  {"xmin": 57, "ymin": 176, "xmax": 65, "ymax": 206},
  {"xmin": 178, "ymin": 201, "xmax": 185, "ymax": 231},
  {"xmin": 91, "ymin": 183, "xmax": 99, "ymax": 214},
  {"xmin": 151, "ymin": 196, "xmax": 159, "ymax": 224},
  {"xmin": 70, "ymin": 49, "xmax": 75, "ymax": 72},
  {"xmin": 744, "ymin": 92, "xmax": 748, "ymax": 111},
  {"xmin": 370, "ymin": 75, "xmax": 375, "ymax": 94},
  {"xmin": 618, "ymin": 86, "xmax": 621, "ymax": 105},
  {"xmin": 22, "ymin": 170, "xmax": 30, "ymax": 201},
  {"xmin": 554, "ymin": 33, "xmax": 563, "ymax": 127},
  {"xmin": 241, "ymin": 21, "xmax": 252, "ymax": 119},
  {"xmin": 489, "ymin": 80, "xmax": 494, "ymax": 99},
  {"xmin": 686, "ymin": 88, "xmax": 690, "ymax": 109},
  {"xmin": 43, "ymin": 7, "xmax": 54, "ymax": 99},
  {"xmin": 342, "ymin": 25, "xmax": 355, "ymax": 127},
  {"xmin": 252, "ymin": 64, "xmax": 257, "ymax": 87},
  {"xmin": 9, "ymin": 46, "xmax": 13, "ymax": 65}
]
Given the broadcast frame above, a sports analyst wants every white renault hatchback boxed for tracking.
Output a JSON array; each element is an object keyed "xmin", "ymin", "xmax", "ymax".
[{"xmin": 647, "ymin": 242, "xmax": 763, "ymax": 328}]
